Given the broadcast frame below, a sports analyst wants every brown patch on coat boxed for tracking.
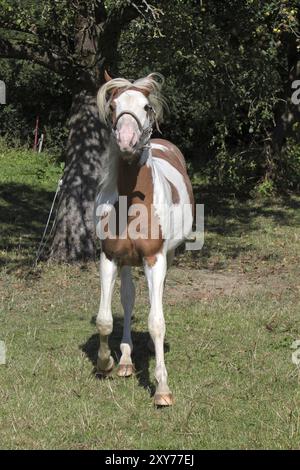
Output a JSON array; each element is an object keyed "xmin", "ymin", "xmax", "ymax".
[
  {"xmin": 128, "ymin": 86, "xmax": 150, "ymax": 96},
  {"xmin": 110, "ymin": 87, "xmax": 148, "ymax": 104},
  {"xmin": 100, "ymin": 134, "xmax": 194, "ymax": 267},
  {"xmin": 169, "ymin": 181, "xmax": 180, "ymax": 204},
  {"xmin": 101, "ymin": 159, "xmax": 164, "ymax": 266},
  {"xmin": 144, "ymin": 255, "xmax": 157, "ymax": 267},
  {"xmin": 150, "ymin": 138, "xmax": 195, "ymax": 217}
]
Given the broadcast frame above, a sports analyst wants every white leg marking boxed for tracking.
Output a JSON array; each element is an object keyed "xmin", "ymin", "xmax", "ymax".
[
  {"xmin": 96, "ymin": 252, "xmax": 117, "ymax": 372},
  {"xmin": 144, "ymin": 253, "xmax": 171, "ymax": 396},
  {"xmin": 120, "ymin": 266, "xmax": 135, "ymax": 366}
]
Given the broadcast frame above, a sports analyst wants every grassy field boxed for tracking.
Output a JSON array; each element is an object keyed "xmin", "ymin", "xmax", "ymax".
[{"xmin": 0, "ymin": 144, "xmax": 300, "ymax": 449}]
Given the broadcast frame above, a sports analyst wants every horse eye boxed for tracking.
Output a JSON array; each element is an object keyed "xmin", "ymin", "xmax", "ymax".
[{"xmin": 144, "ymin": 104, "xmax": 151, "ymax": 112}]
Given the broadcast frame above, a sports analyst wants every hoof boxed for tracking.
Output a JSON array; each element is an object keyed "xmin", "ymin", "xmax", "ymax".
[
  {"xmin": 154, "ymin": 392, "xmax": 174, "ymax": 407},
  {"xmin": 97, "ymin": 356, "xmax": 114, "ymax": 377},
  {"xmin": 117, "ymin": 363, "xmax": 135, "ymax": 377}
]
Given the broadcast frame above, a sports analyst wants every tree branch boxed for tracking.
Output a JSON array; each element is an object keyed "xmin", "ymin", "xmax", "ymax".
[
  {"xmin": 98, "ymin": 0, "xmax": 159, "ymax": 74},
  {"xmin": 0, "ymin": 36, "xmax": 74, "ymax": 76},
  {"xmin": 131, "ymin": 0, "xmax": 162, "ymax": 21},
  {"xmin": 0, "ymin": 26, "xmax": 37, "ymax": 38}
]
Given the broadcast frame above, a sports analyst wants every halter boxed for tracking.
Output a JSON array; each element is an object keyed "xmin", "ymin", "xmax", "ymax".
[{"xmin": 110, "ymin": 105, "xmax": 157, "ymax": 151}]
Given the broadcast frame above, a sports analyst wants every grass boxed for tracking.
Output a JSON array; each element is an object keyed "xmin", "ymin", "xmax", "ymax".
[
  {"xmin": 0, "ymin": 144, "xmax": 300, "ymax": 449},
  {"xmin": 0, "ymin": 140, "xmax": 62, "ymax": 269}
]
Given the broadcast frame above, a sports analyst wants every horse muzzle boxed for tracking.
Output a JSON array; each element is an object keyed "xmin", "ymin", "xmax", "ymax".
[
  {"xmin": 115, "ymin": 127, "xmax": 141, "ymax": 163},
  {"xmin": 117, "ymin": 128, "xmax": 138, "ymax": 153},
  {"xmin": 112, "ymin": 110, "xmax": 153, "ymax": 163}
]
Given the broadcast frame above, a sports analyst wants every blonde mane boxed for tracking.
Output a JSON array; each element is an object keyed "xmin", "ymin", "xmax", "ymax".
[{"xmin": 97, "ymin": 73, "xmax": 167, "ymax": 125}]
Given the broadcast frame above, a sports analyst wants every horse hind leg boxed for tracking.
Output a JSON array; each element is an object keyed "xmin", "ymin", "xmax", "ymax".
[
  {"xmin": 117, "ymin": 266, "xmax": 135, "ymax": 377},
  {"xmin": 96, "ymin": 252, "xmax": 117, "ymax": 376}
]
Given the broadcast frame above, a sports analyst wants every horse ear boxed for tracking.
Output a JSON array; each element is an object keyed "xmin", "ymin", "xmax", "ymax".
[{"xmin": 104, "ymin": 70, "xmax": 113, "ymax": 82}]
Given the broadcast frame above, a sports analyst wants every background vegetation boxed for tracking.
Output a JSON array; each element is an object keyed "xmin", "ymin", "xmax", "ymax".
[
  {"xmin": 1, "ymin": 0, "xmax": 300, "ymax": 196},
  {"xmin": 1, "ymin": 1, "xmax": 300, "ymax": 449}
]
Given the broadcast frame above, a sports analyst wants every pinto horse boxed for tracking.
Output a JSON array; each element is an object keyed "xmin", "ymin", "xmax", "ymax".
[{"xmin": 94, "ymin": 72, "xmax": 194, "ymax": 406}]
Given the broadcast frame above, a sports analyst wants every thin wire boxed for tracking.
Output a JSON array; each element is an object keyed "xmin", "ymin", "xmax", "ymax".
[{"xmin": 34, "ymin": 178, "xmax": 63, "ymax": 266}]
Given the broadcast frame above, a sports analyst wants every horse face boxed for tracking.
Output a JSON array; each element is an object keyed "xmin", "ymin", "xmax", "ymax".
[{"xmin": 113, "ymin": 90, "xmax": 151, "ymax": 161}]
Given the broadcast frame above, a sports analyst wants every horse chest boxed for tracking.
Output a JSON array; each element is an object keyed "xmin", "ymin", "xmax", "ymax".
[
  {"xmin": 103, "ymin": 242, "xmax": 163, "ymax": 266},
  {"xmin": 101, "ymin": 163, "xmax": 163, "ymax": 266}
]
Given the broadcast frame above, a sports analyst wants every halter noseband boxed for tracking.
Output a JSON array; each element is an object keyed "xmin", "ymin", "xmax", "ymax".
[
  {"xmin": 110, "ymin": 105, "xmax": 156, "ymax": 150},
  {"xmin": 113, "ymin": 110, "xmax": 144, "ymax": 132}
]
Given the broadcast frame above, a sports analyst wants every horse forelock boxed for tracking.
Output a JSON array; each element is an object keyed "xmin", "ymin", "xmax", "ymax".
[{"xmin": 97, "ymin": 73, "xmax": 167, "ymax": 125}]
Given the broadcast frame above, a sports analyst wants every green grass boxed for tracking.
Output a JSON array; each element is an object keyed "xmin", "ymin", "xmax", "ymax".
[
  {"xmin": 0, "ymin": 140, "xmax": 62, "ymax": 269},
  {"xmin": 0, "ymin": 145, "xmax": 300, "ymax": 449}
]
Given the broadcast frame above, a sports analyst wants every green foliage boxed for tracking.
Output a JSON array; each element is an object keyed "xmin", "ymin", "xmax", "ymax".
[
  {"xmin": 0, "ymin": 0, "xmax": 300, "ymax": 193},
  {"xmin": 0, "ymin": 60, "xmax": 70, "ymax": 154},
  {"xmin": 252, "ymin": 178, "xmax": 275, "ymax": 199},
  {"xmin": 118, "ymin": 0, "xmax": 300, "ymax": 194},
  {"xmin": 276, "ymin": 140, "xmax": 300, "ymax": 191}
]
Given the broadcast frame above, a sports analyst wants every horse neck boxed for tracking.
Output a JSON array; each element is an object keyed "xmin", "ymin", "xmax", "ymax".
[
  {"xmin": 117, "ymin": 159, "xmax": 140, "ymax": 197},
  {"xmin": 105, "ymin": 138, "xmax": 120, "ymax": 186},
  {"xmin": 104, "ymin": 138, "xmax": 150, "ymax": 195}
]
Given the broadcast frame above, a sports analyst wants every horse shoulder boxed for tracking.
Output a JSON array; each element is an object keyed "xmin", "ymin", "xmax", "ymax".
[{"xmin": 150, "ymin": 138, "xmax": 194, "ymax": 210}]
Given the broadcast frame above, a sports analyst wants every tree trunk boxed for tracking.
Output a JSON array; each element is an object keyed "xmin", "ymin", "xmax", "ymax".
[{"xmin": 50, "ymin": 90, "xmax": 109, "ymax": 261}]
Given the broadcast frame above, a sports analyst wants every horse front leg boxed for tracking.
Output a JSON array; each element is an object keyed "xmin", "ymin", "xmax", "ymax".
[
  {"xmin": 96, "ymin": 252, "xmax": 117, "ymax": 375},
  {"xmin": 117, "ymin": 265, "xmax": 135, "ymax": 377},
  {"xmin": 144, "ymin": 253, "xmax": 173, "ymax": 406}
]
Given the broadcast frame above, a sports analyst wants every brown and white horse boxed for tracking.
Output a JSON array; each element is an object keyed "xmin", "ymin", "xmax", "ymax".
[{"xmin": 94, "ymin": 72, "xmax": 194, "ymax": 406}]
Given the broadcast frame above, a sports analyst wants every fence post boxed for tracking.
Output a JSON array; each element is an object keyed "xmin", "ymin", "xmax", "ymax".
[
  {"xmin": 33, "ymin": 115, "xmax": 39, "ymax": 151},
  {"xmin": 0, "ymin": 80, "xmax": 6, "ymax": 104}
]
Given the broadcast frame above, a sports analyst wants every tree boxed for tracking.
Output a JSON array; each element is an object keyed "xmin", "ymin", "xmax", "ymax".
[
  {"xmin": 0, "ymin": 0, "xmax": 161, "ymax": 260},
  {"xmin": 118, "ymin": 0, "xmax": 296, "ymax": 191},
  {"xmin": 267, "ymin": 1, "xmax": 300, "ymax": 184},
  {"xmin": 1, "ymin": 0, "xmax": 299, "ymax": 243}
]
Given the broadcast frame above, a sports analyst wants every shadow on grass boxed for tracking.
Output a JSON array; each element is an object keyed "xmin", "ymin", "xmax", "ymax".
[
  {"xmin": 196, "ymin": 189, "xmax": 300, "ymax": 233},
  {"xmin": 0, "ymin": 182, "xmax": 55, "ymax": 271},
  {"xmin": 180, "ymin": 188, "xmax": 300, "ymax": 269},
  {"xmin": 81, "ymin": 315, "xmax": 170, "ymax": 396},
  {"xmin": 1, "ymin": 178, "xmax": 299, "ymax": 273}
]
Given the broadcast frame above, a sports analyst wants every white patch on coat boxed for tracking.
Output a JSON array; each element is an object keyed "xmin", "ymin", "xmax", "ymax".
[
  {"xmin": 151, "ymin": 143, "xmax": 168, "ymax": 153},
  {"xmin": 115, "ymin": 90, "xmax": 149, "ymax": 131},
  {"xmin": 147, "ymin": 149, "xmax": 193, "ymax": 250}
]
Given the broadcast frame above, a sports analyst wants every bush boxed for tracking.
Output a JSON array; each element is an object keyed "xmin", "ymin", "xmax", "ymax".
[
  {"xmin": 0, "ymin": 60, "xmax": 71, "ymax": 158},
  {"xmin": 275, "ymin": 140, "xmax": 300, "ymax": 191}
]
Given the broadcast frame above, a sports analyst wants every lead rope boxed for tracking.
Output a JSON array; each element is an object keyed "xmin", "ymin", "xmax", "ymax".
[{"xmin": 34, "ymin": 177, "xmax": 63, "ymax": 266}]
